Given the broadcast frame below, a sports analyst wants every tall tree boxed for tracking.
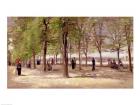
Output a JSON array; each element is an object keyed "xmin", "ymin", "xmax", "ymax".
[
  {"xmin": 91, "ymin": 18, "xmax": 105, "ymax": 67},
  {"xmin": 82, "ymin": 18, "xmax": 93, "ymax": 66},
  {"xmin": 8, "ymin": 17, "xmax": 34, "ymax": 64},
  {"xmin": 123, "ymin": 18, "xmax": 133, "ymax": 72},
  {"xmin": 41, "ymin": 18, "xmax": 50, "ymax": 71},
  {"xmin": 23, "ymin": 18, "xmax": 42, "ymax": 69},
  {"xmin": 75, "ymin": 17, "xmax": 87, "ymax": 70},
  {"xmin": 61, "ymin": 18, "xmax": 69, "ymax": 77},
  {"xmin": 106, "ymin": 18, "xmax": 125, "ymax": 67}
]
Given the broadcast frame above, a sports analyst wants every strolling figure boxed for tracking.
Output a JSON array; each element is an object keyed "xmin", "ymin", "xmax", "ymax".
[
  {"xmin": 51, "ymin": 58, "xmax": 54, "ymax": 70},
  {"xmin": 37, "ymin": 59, "xmax": 41, "ymax": 65},
  {"xmin": 92, "ymin": 57, "xmax": 95, "ymax": 71},
  {"xmin": 71, "ymin": 57, "xmax": 76, "ymax": 69},
  {"xmin": 73, "ymin": 57, "xmax": 76, "ymax": 69},
  {"xmin": 16, "ymin": 60, "xmax": 22, "ymax": 76}
]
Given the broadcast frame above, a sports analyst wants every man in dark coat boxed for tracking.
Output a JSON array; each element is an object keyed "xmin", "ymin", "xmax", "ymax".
[
  {"xmin": 37, "ymin": 59, "xmax": 41, "ymax": 65},
  {"xmin": 71, "ymin": 58, "xmax": 75, "ymax": 69},
  {"xmin": 92, "ymin": 57, "xmax": 95, "ymax": 71},
  {"xmin": 16, "ymin": 61, "xmax": 22, "ymax": 76},
  {"xmin": 73, "ymin": 57, "xmax": 76, "ymax": 69}
]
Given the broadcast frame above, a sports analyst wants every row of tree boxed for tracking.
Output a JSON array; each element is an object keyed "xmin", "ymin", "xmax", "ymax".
[{"xmin": 8, "ymin": 17, "xmax": 133, "ymax": 77}]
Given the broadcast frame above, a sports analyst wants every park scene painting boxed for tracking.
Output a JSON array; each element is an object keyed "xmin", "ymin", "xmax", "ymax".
[{"xmin": 7, "ymin": 17, "xmax": 133, "ymax": 88}]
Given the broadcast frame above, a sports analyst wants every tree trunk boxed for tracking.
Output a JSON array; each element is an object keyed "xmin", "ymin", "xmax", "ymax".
[
  {"xmin": 42, "ymin": 18, "xmax": 50, "ymax": 71},
  {"xmin": 32, "ymin": 49, "xmax": 36, "ymax": 69},
  {"xmin": 99, "ymin": 50, "xmax": 102, "ymax": 67},
  {"xmin": 62, "ymin": 19, "xmax": 69, "ymax": 78},
  {"xmin": 8, "ymin": 51, "xmax": 11, "ymax": 66},
  {"xmin": 53, "ymin": 55, "xmax": 55, "ymax": 64},
  {"xmin": 69, "ymin": 46, "xmax": 72, "ymax": 64},
  {"xmin": 128, "ymin": 45, "xmax": 132, "ymax": 72},
  {"xmin": 69, "ymin": 39, "xmax": 72, "ymax": 63},
  {"xmin": 29, "ymin": 58, "xmax": 31, "ymax": 69},
  {"xmin": 125, "ymin": 25, "xmax": 133, "ymax": 72},
  {"xmin": 78, "ymin": 40, "xmax": 81, "ymax": 70},
  {"xmin": 117, "ymin": 48, "xmax": 120, "ymax": 67},
  {"xmin": 70, "ymin": 52, "xmax": 71, "ymax": 64},
  {"xmin": 85, "ymin": 39, "xmax": 88, "ymax": 67},
  {"xmin": 85, "ymin": 52, "xmax": 87, "ymax": 67},
  {"xmin": 63, "ymin": 33, "xmax": 69, "ymax": 77},
  {"xmin": 60, "ymin": 53, "xmax": 63, "ymax": 64},
  {"xmin": 55, "ymin": 53, "xmax": 58, "ymax": 64},
  {"xmin": 25, "ymin": 59, "xmax": 28, "ymax": 68},
  {"xmin": 43, "ymin": 41, "xmax": 47, "ymax": 71}
]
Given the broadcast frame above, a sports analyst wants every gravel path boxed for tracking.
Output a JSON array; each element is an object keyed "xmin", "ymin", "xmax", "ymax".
[{"xmin": 7, "ymin": 65, "xmax": 133, "ymax": 88}]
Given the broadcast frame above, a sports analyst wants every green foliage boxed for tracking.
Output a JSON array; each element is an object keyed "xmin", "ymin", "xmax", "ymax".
[
  {"xmin": 8, "ymin": 17, "xmax": 133, "ymax": 63},
  {"xmin": 9, "ymin": 17, "xmax": 42, "ymax": 61}
]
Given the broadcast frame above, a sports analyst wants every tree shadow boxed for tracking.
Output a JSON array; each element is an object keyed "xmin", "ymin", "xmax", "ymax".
[
  {"xmin": 19, "ymin": 74, "xmax": 27, "ymax": 76},
  {"xmin": 69, "ymin": 75, "xmax": 96, "ymax": 78},
  {"xmin": 52, "ymin": 69, "xmax": 60, "ymax": 71}
]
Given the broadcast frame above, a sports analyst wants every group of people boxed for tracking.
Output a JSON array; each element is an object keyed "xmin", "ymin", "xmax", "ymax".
[
  {"xmin": 47, "ymin": 58, "xmax": 54, "ymax": 71},
  {"xmin": 15, "ymin": 57, "xmax": 124, "ymax": 76},
  {"xmin": 27, "ymin": 59, "xmax": 41, "ymax": 68},
  {"xmin": 71, "ymin": 57, "xmax": 96, "ymax": 71},
  {"xmin": 108, "ymin": 59, "xmax": 124, "ymax": 69},
  {"xmin": 71, "ymin": 57, "xmax": 124, "ymax": 70},
  {"xmin": 15, "ymin": 58, "xmax": 55, "ymax": 76}
]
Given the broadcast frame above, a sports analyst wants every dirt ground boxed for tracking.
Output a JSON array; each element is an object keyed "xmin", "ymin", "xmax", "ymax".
[{"xmin": 7, "ymin": 65, "xmax": 133, "ymax": 88}]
